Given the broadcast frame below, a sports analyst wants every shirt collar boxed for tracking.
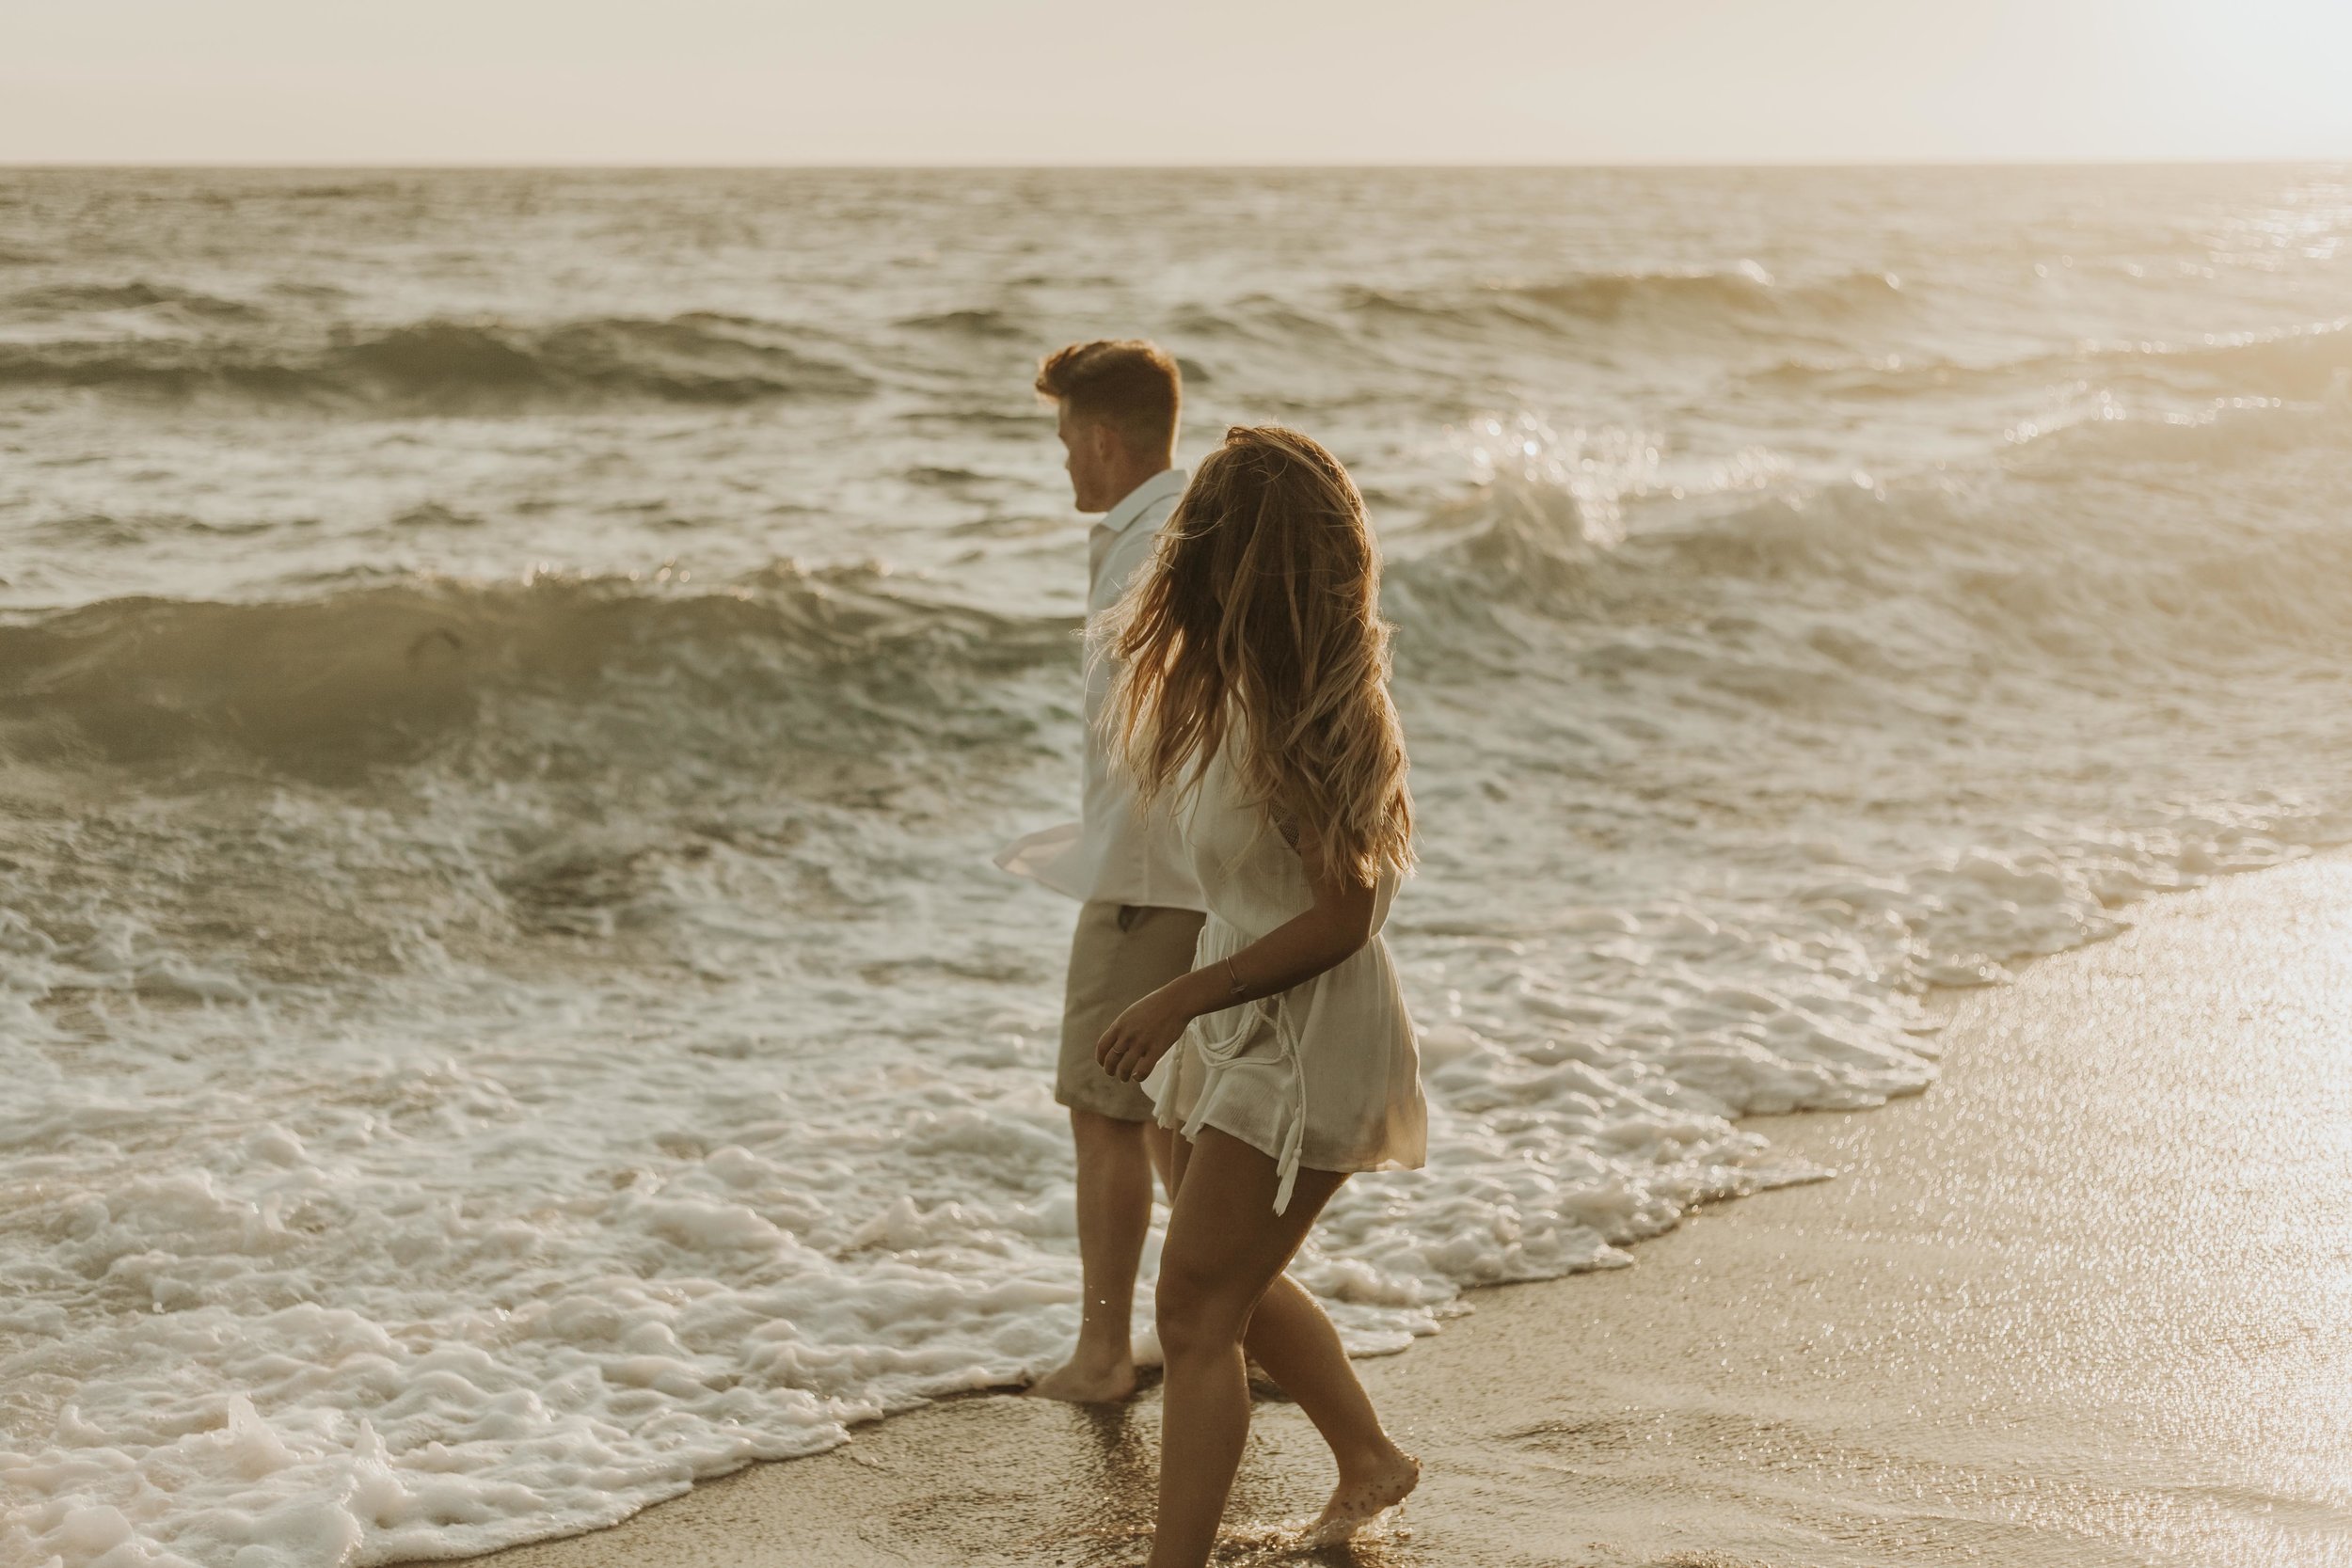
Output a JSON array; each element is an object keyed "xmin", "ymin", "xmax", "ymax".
[{"xmin": 1098, "ymin": 467, "xmax": 1188, "ymax": 536}]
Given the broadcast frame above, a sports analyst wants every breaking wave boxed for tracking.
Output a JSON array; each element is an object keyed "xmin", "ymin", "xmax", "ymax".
[
  {"xmin": 13, "ymin": 414, "xmax": 2351, "ymax": 802},
  {"xmin": 1161, "ymin": 266, "xmax": 1915, "ymax": 365},
  {"xmin": 0, "ymin": 565, "xmax": 1070, "ymax": 783},
  {"xmin": 1488, "ymin": 263, "xmax": 1910, "ymax": 324},
  {"xmin": 1340, "ymin": 264, "xmax": 1911, "ymax": 336},
  {"xmin": 1747, "ymin": 315, "xmax": 2352, "ymax": 404},
  {"xmin": 0, "ymin": 312, "xmax": 874, "ymax": 409},
  {"xmin": 6, "ymin": 280, "xmax": 262, "ymax": 320}
]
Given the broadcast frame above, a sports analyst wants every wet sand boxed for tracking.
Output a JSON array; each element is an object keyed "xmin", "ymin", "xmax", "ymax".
[{"xmin": 404, "ymin": 854, "xmax": 2352, "ymax": 1568}]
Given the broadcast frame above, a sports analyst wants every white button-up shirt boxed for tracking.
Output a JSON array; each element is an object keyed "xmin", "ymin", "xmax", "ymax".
[{"xmin": 996, "ymin": 467, "xmax": 1206, "ymax": 911}]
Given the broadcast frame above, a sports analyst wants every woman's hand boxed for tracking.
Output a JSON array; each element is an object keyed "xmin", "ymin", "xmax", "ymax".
[
  {"xmin": 1093, "ymin": 836, "xmax": 1376, "ymax": 1088},
  {"xmin": 1095, "ymin": 983, "xmax": 1198, "ymax": 1085}
]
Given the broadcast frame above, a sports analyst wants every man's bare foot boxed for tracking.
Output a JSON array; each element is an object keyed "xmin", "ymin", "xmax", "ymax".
[
  {"xmin": 1302, "ymin": 1446, "xmax": 1420, "ymax": 1544},
  {"xmin": 1025, "ymin": 1354, "xmax": 1139, "ymax": 1403}
]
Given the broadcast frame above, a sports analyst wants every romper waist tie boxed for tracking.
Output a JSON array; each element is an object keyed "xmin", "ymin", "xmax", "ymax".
[{"xmin": 1178, "ymin": 990, "xmax": 1311, "ymax": 1215}]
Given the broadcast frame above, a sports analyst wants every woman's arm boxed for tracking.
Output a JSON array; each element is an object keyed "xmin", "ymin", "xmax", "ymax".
[{"xmin": 1095, "ymin": 836, "xmax": 1375, "ymax": 1085}]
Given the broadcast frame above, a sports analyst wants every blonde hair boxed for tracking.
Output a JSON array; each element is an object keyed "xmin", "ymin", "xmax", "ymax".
[{"xmin": 1104, "ymin": 425, "xmax": 1413, "ymax": 884}]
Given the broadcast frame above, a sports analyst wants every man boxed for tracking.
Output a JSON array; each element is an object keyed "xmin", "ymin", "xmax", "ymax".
[{"xmin": 997, "ymin": 339, "xmax": 1205, "ymax": 1403}]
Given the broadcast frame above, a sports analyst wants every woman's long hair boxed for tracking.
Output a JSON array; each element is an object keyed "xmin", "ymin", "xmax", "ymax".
[{"xmin": 1102, "ymin": 424, "xmax": 1413, "ymax": 884}]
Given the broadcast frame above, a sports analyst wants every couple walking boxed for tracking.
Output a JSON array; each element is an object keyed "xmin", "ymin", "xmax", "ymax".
[{"xmin": 995, "ymin": 340, "xmax": 1426, "ymax": 1564}]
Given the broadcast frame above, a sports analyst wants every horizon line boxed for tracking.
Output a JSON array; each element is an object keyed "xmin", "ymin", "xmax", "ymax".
[{"xmin": 4, "ymin": 155, "xmax": 2348, "ymax": 174}]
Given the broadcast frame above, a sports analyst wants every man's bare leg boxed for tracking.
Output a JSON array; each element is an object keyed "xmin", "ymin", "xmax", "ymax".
[{"xmin": 1030, "ymin": 1106, "xmax": 1165, "ymax": 1402}]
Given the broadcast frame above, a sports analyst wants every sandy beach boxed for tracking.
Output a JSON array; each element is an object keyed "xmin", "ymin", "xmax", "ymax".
[{"xmin": 392, "ymin": 853, "xmax": 2352, "ymax": 1568}]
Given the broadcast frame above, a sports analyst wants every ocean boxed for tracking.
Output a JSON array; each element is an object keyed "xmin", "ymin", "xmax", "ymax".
[{"xmin": 2, "ymin": 164, "xmax": 2347, "ymax": 1568}]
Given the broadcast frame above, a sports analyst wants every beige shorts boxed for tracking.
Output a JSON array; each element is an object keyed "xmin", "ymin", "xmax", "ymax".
[{"xmin": 1057, "ymin": 900, "xmax": 1207, "ymax": 1120}]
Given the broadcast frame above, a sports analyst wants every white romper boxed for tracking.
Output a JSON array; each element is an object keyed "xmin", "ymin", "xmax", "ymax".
[{"xmin": 1141, "ymin": 736, "xmax": 1427, "ymax": 1212}]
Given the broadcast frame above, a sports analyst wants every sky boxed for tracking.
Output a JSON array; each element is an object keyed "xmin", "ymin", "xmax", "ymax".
[{"xmin": 5, "ymin": 0, "xmax": 2350, "ymax": 166}]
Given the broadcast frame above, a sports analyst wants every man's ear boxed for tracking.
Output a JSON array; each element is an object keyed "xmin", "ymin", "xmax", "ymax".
[{"xmin": 1089, "ymin": 419, "xmax": 1123, "ymax": 470}]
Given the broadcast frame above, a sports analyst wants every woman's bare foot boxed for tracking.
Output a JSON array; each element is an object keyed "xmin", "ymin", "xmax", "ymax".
[
  {"xmin": 1302, "ymin": 1446, "xmax": 1420, "ymax": 1544},
  {"xmin": 1025, "ymin": 1353, "xmax": 1138, "ymax": 1403}
]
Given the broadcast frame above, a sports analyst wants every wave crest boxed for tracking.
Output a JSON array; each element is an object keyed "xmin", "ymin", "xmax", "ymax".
[
  {"xmin": 0, "ymin": 312, "xmax": 874, "ymax": 409},
  {"xmin": 1496, "ymin": 264, "xmax": 1907, "ymax": 325},
  {"xmin": 7, "ymin": 279, "xmax": 262, "ymax": 320},
  {"xmin": 0, "ymin": 567, "xmax": 1070, "ymax": 781},
  {"xmin": 1749, "ymin": 316, "xmax": 2352, "ymax": 404}
]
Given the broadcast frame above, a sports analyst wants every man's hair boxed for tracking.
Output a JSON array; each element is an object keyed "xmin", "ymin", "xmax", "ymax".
[{"xmin": 1035, "ymin": 339, "xmax": 1181, "ymax": 457}]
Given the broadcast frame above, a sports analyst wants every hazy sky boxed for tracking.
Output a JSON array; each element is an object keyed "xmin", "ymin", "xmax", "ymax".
[{"xmin": 7, "ymin": 0, "xmax": 2350, "ymax": 166}]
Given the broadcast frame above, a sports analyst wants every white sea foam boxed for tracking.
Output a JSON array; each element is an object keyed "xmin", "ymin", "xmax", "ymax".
[{"xmin": 5, "ymin": 165, "xmax": 2351, "ymax": 1567}]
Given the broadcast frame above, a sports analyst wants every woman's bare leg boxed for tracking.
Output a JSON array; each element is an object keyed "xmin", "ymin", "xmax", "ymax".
[
  {"xmin": 1146, "ymin": 1129, "xmax": 1411, "ymax": 1564},
  {"xmin": 1162, "ymin": 1132, "xmax": 1418, "ymax": 1544},
  {"xmin": 1150, "ymin": 1127, "xmax": 1341, "ymax": 1568},
  {"xmin": 1234, "ymin": 1273, "xmax": 1420, "ymax": 1537}
]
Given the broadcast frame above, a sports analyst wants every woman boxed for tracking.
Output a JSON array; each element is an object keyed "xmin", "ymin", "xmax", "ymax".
[{"xmin": 1092, "ymin": 425, "xmax": 1426, "ymax": 1566}]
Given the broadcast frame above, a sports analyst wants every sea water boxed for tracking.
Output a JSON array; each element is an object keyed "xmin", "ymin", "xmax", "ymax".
[{"xmin": 2, "ymin": 165, "xmax": 2348, "ymax": 1567}]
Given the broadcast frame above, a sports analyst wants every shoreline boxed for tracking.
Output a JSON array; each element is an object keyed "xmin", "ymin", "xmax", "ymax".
[{"xmin": 395, "ymin": 847, "xmax": 2352, "ymax": 1568}]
